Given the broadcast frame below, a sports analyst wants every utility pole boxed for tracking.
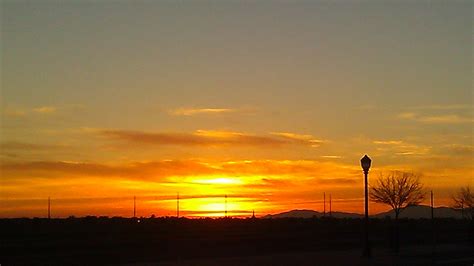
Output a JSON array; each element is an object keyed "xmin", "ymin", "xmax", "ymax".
[
  {"xmin": 48, "ymin": 197, "xmax": 51, "ymax": 219},
  {"xmin": 133, "ymin": 196, "xmax": 136, "ymax": 218},
  {"xmin": 225, "ymin": 195, "xmax": 227, "ymax": 218},
  {"xmin": 177, "ymin": 192, "xmax": 180, "ymax": 218},
  {"xmin": 323, "ymin": 192, "xmax": 326, "ymax": 216}
]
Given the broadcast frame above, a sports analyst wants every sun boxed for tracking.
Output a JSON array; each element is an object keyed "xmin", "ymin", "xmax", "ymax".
[{"xmin": 161, "ymin": 175, "xmax": 268, "ymax": 217}]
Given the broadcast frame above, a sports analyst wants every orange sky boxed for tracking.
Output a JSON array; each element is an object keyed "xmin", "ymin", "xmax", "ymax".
[{"xmin": 1, "ymin": 1, "xmax": 472, "ymax": 218}]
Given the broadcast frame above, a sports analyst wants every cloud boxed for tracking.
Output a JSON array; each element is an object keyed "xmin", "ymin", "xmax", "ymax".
[
  {"xmin": 373, "ymin": 140, "xmax": 431, "ymax": 156},
  {"xmin": 242, "ymin": 178, "xmax": 295, "ymax": 189},
  {"xmin": 96, "ymin": 129, "xmax": 323, "ymax": 148},
  {"xmin": 169, "ymin": 108, "xmax": 236, "ymax": 116},
  {"xmin": 320, "ymin": 155, "xmax": 342, "ymax": 159},
  {"xmin": 446, "ymin": 144, "xmax": 474, "ymax": 156},
  {"xmin": 0, "ymin": 141, "xmax": 67, "ymax": 151},
  {"xmin": 0, "ymin": 160, "xmax": 218, "ymax": 181},
  {"xmin": 2, "ymin": 105, "xmax": 58, "ymax": 117},
  {"xmin": 418, "ymin": 115, "xmax": 473, "ymax": 124},
  {"xmin": 217, "ymin": 160, "xmax": 360, "ymax": 179},
  {"xmin": 373, "ymin": 140, "xmax": 403, "ymax": 145},
  {"xmin": 194, "ymin": 130, "xmax": 248, "ymax": 138},
  {"xmin": 397, "ymin": 112, "xmax": 417, "ymax": 120},
  {"xmin": 398, "ymin": 112, "xmax": 473, "ymax": 124},
  {"xmin": 1, "ymin": 161, "xmax": 126, "ymax": 177},
  {"xmin": 0, "ymin": 159, "xmax": 358, "ymax": 183},
  {"xmin": 3, "ymin": 108, "xmax": 27, "ymax": 117},
  {"xmin": 245, "ymin": 176, "xmax": 357, "ymax": 190},
  {"xmin": 270, "ymin": 132, "xmax": 324, "ymax": 147},
  {"xmin": 355, "ymin": 104, "xmax": 377, "ymax": 110},
  {"xmin": 316, "ymin": 177, "xmax": 357, "ymax": 185},
  {"xmin": 32, "ymin": 106, "xmax": 57, "ymax": 114},
  {"xmin": 408, "ymin": 104, "xmax": 472, "ymax": 110}
]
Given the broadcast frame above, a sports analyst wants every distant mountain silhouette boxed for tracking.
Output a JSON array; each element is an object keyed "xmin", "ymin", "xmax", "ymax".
[
  {"xmin": 263, "ymin": 209, "xmax": 363, "ymax": 219},
  {"xmin": 373, "ymin": 205, "xmax": 462, "ymax": 219},
  {"xmin": 264, "ymin": 205, "xmax": 462, "ymax": 219}
]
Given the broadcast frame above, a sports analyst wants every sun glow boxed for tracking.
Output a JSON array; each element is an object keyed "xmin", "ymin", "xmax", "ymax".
[
  {"xmin": 191, "ymin": 177, "xmax": 242, "ymax": 185},
  {"xmin": 178, "ymin": 197, "xmax": 258, "ymax": 217}
]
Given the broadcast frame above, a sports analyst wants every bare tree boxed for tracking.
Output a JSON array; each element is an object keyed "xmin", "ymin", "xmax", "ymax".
[
  {"xmin": 370, "ymin": 171, "xmax": 426, "ymax": 219},
  {"xmin": 370, "ymin": 171, "xmax": 425, "ymax": 252},
  {"xmin": 452, "ymin": 186, "xmax": 474, "ymax": 219}
]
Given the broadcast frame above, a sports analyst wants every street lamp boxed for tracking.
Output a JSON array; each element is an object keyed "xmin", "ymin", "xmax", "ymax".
[{"xmin": 361, "ymin": 155, "xmax": 371, "ymax": 258}]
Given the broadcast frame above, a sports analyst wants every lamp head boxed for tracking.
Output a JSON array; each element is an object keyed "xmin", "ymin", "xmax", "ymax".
[{"xmin": 361, "ymin": 155, "xmax": 372, "ymax": 172}]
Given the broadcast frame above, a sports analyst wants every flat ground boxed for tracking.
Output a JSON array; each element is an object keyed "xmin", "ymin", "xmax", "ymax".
[
  {"xmin": 154, "ymin": 244, "xmax": 474, "ymax": 266},
  {"xmin": 2, "ymin": 217, "xmax": 473, "ymax": 265}
]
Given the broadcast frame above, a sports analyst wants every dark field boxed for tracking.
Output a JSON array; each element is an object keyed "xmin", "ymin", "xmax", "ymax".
[{"xmin": 1, "ymin": 217, "xmax": 473, "ymax": 265}]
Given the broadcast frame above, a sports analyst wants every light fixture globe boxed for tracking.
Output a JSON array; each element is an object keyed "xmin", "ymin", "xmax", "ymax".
[{"xmin": 361, "ymin": 155, "xmax": 371, "ymax": 173}]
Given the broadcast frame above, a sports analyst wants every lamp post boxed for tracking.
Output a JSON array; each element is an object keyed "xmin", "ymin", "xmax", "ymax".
[{"xmin": 361, "ymin": 155, "xmax": 372, "ymax": 258}]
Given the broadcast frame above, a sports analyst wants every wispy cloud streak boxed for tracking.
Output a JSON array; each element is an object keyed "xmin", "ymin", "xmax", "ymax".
[
  {"xmin": 169, "ymin": 108, "xmax": 236, "ymax": 116},
  {"xmin": 32, "ymin": 106, "xmax": 56, "ymax": 114},
  {"xmin": 96, "ymin": 129, "xmax": 324, "ymax": 148},
  {"xmin": 1, "ymin": 159, "xmax": 357, "ymax": 182},
  {"xmin": 397, "ymin": 112, "xmax": 473, "ymax": 124},
  {"xmin": 373, "ymin": 140, "xmax": 431, "ymax": 156}
]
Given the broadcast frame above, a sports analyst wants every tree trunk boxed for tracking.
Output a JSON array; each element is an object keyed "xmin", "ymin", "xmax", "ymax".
[{"xmin": 394, "ymin": 211, "xmax": 400, "ymax": 253}]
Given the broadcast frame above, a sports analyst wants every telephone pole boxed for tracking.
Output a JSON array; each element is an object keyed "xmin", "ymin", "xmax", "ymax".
[
  {"xmin": 177, "ymin": 192, "xmax": 180, "ymax": 218},
  {"xmin": 133, "ymin": 196, "xmax": 136, "ymax": 218},
  {"xmin": 323, "ymin": 192, "xmax": 326, "ymax": 216},
  {"xmin": 225, "ymin": 195, "xmax": 227, "ymax": 217}
]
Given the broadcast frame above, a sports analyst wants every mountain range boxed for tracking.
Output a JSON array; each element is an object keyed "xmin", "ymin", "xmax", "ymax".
[{"xmin": 263, "ymin": 205, "xmax": 464, "ymax": 219}]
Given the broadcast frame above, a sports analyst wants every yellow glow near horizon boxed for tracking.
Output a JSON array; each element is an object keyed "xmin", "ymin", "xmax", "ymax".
[
  {"xmin": 1, "ymin": 158, "xmax": 470, "ymax": 218},
  {"xmin": 191, "ymin": 177, "xmax": 242, "ymax": 185},
  {"xmin": 179, "ymin": 197, "xmax": 252, "ymax": 217}
]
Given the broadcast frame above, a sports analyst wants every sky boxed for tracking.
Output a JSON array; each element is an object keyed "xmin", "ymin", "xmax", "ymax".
[{"xmin": 1, "ymin": 0, "xmax": 472, "ymax": 218}]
